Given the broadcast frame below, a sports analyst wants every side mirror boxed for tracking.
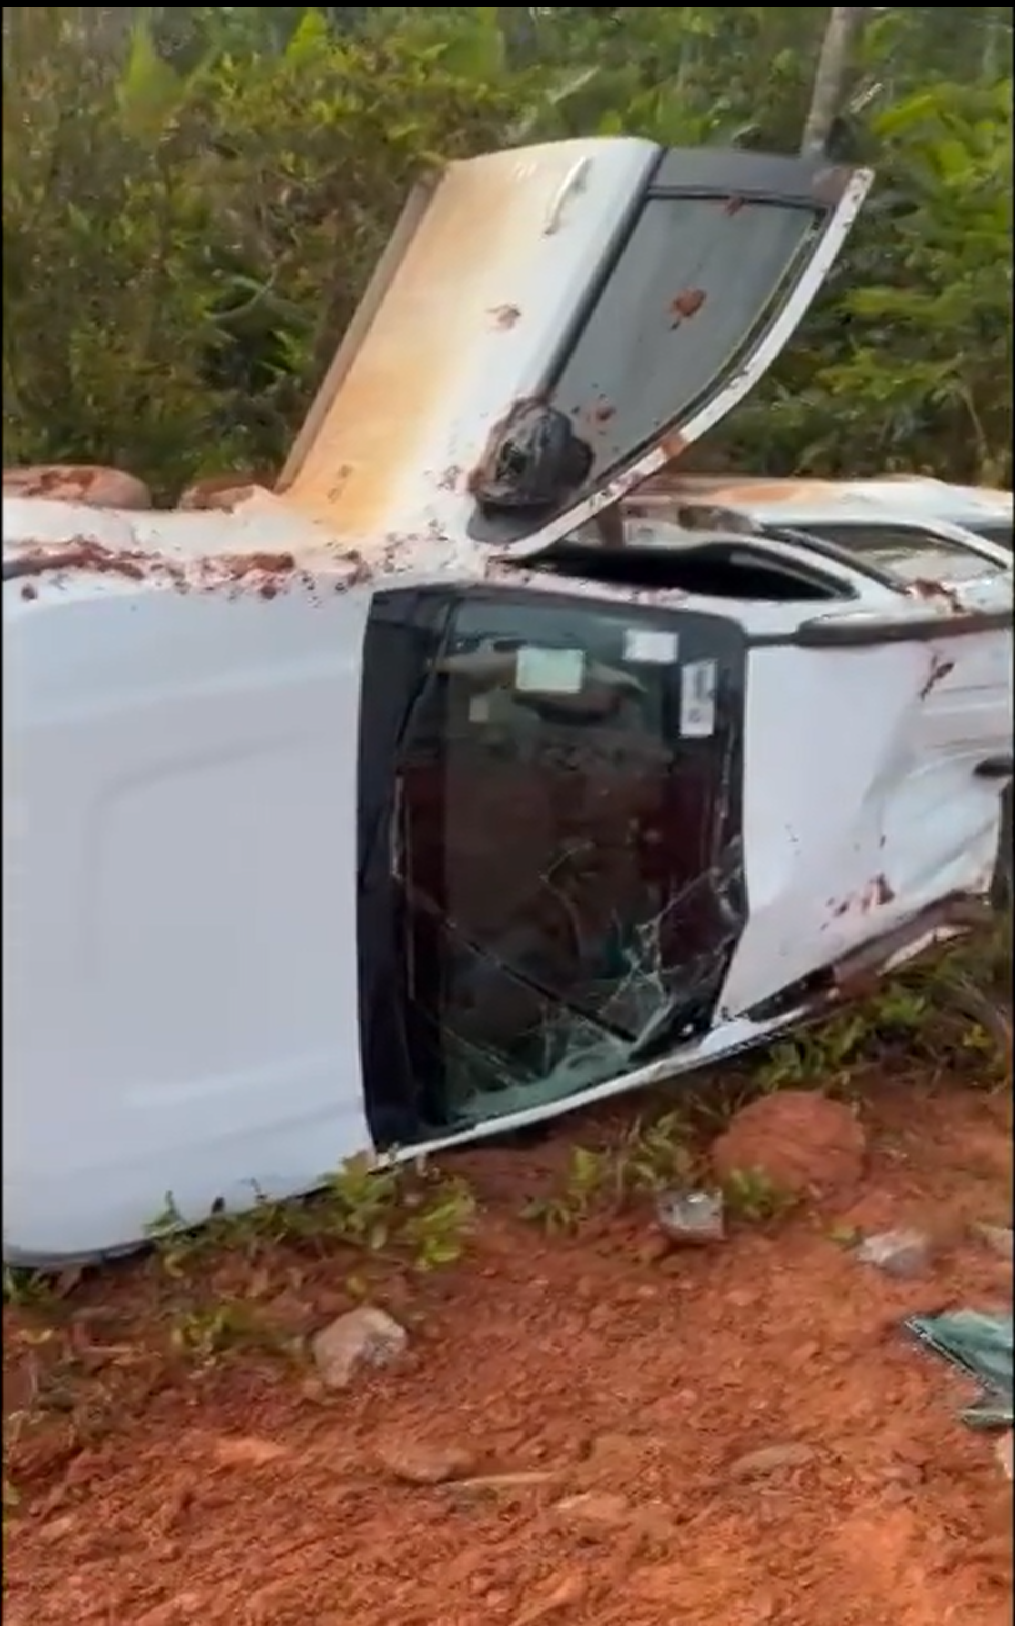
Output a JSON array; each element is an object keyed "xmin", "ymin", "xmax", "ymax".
[{"xmin": 471, "ymin": 402, "xmax": 593, "ymax": 514}]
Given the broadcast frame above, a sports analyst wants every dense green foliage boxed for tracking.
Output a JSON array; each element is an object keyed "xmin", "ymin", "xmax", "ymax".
[{"xmin": 3, "ymin": 5, "xmax": 1011, "ymax": 495}]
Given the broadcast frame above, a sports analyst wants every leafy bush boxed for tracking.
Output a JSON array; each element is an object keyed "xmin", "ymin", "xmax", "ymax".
[
  {"xmin": 2, "ymin": 7, "xmax": 519, "ymax": 491},
  {"xmin": 3, "ymin": 6, "xmax": 1011, "ymax": 494}
]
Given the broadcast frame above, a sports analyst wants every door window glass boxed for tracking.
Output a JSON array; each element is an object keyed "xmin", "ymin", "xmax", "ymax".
[
  {"xmin": 397, "ymin": 595, "xmax": 745, "ymax": 1126},
  {"xmin": 552, "ymin": 197, "xmax": 820, "ymax": 494},
  {"xmin": 468, "ymin": 151, "xmax": 871, "ymax": 546}
]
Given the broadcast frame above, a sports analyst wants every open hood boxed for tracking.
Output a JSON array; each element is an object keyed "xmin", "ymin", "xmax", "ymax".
[{"xmin": 279, "ymin": 138, "xmax": 872, "ymax": 561}]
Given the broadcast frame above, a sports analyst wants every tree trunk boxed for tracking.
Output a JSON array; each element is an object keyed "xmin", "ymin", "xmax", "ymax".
[{"xmin": 800, "ymin": 7, "xmax": 867, "ymax": 158}]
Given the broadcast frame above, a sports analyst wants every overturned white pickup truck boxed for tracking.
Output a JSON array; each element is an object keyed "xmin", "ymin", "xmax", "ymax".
[{"xmin": 4, "ymin": 138, "xmax": 1012, "ymax": 1265}]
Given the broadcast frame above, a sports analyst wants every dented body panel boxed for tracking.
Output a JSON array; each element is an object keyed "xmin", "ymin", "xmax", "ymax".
[
  {"xmin": 3, "ymin": 136, "xmax": 1012, "ymax": 1264},
  {"xmin": 722, "ymin": 629, "xmax": 1009, "ymax": 1017}
]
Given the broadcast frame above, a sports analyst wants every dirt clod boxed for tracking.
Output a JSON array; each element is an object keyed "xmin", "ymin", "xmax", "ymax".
[
  {"xmin": 211, "ymin": 1435, "xmax": 290, "ymax": 1469},
  {"xmin": 727, "ymin": 1442, "xmax": 818, "ymax": 1480},
  {"xmin": 176, "ymin": 472, "xmax": 273, "ymax": 510},
  {"xmin": 374, "ymin": 1436, "xmax": 477, "ymax": 1485},
  {"xmin": 3, "ymin": 463, "xmax": 152, "ymax": 510},
  {"xmin": 712, "ymin": 1090, "xmax": 867, "ymax": 1197},
  {"xmin": 971, "ymin": 1223, "xmax": 1014, "ymax": 1261}
]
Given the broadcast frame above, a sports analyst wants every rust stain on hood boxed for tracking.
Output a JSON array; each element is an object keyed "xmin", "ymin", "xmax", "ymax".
[
  {"xmin": 282, "ymin": 154, "xmax": 530, "ymax": 539},
  {"xmin": 636, "ymin": 474, "xmax": 843, "ymax": 505},
  {"xmin": 279, "ymin": 140, "xmax": 639, "ymax": 551}
]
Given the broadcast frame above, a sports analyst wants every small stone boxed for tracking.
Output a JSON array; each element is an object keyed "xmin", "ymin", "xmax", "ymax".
[
  {"xmin": 38, "ymin": 1514, "xmax": 76, "ymax": 1544},
  {"xmin": 554, "ymin": 1490, "xmax": 674, "ymax": 1547},
  {"xmin": 996, "ymin": 1432, "xmax": 1013, "ymax": 1481},
  {"xmin": 554, "ymin": 1490, "xmax": 631, "ymax": 1527},
  {"xmin": 727, "ymin": 1442, "xmax": 817, "ymax": 1480},
  {"xmin": 516, "ymin": 1571, "xmax": 589, "ymax": 1624},
  {"xmin": 311, "ymin": 1306, "xmax": 408, "ymax": 1389},
  {"xmin": 654, "ymin": 1188, "xmax": 725, "ymax": 1246},
  {"xmin": 971, "ymin": 1223, "xmax": 1014, "ymax": 1262},
  {"xmin": 375, "ymin": 1437, "xmax": 477, "ymax": 1485},
  {"xmin": 211, "ymin": 1436, "xmax": 289, "ymax": 1469},
  {"xmin": 726, "ymin": 1287, "xmax": 759, "ymax": 1310},
  {"xmin": 882, "ymin": 1460, "xmax": 923, "ymax": 1487},
  {"xmin": 855, "ymin": 1228, "xmax": 931, "ymax": 1278}
]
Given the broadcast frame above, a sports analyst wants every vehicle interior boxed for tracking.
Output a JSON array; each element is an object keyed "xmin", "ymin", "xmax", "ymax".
[
  {"xmin": 770, "ymin": 520, "xmax": 1013, "ymax": 584},
  {"xmin": 552, "ymin": 519, "xmax": 854, "ymax": 602},
  {"xmin": 563, "ymin": 501, "xmax": 1014, "ymax": 599}
]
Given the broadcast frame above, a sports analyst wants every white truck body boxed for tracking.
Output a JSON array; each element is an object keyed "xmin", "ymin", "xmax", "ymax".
[{"xmin": 4, "ymin": 138, "xmax": 1011, "ymax": 1263}]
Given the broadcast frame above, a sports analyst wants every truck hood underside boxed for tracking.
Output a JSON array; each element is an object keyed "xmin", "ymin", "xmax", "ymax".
[{"xmin": 278, "ymin": 137, "xmax": 872, "ymax": 564}]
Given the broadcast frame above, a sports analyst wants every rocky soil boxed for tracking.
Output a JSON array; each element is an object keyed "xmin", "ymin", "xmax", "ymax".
[{"xmin": 4, "ymin": 1072, "xmax": 1012, "ymax": 1626}]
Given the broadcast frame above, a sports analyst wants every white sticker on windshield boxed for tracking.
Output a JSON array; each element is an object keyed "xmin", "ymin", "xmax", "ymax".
[
  {"xmin": 515, "ymin": 646, "xmax": 585, "ymax": 695},
  {"xmin": 680, "ymin": 658, "xmax": 718, "ymax": 738},
  {"xmin": 624, "ymin": 628, "xmax": 678, "ymax": 665}
]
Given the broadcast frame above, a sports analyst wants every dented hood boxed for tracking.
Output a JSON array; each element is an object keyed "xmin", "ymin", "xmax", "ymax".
[{"xmin": 280, "ymin": 137, "xmax": 872, "ymax": 561}]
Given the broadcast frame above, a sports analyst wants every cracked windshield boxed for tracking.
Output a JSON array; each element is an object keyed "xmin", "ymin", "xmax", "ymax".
[{"xmin": 398, "ymin": 596, "xmax": 740, "ymax": 1124}]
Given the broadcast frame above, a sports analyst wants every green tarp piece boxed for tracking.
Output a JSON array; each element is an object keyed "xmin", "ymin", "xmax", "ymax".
[{"xmin": 906, "ymin": 1309, "xmax": 1014, "ymax": 1429}]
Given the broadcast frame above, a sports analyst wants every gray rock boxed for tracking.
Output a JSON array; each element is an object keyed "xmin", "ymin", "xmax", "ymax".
[
  {"xmin": 855, "ymin": 1228, "xmax": 931, "ymax": 1279},
  {"xmin": 311, "ymin": 1305, "xmax": 408, "ymax": 1389},
  {"xmin": 655, "ymin": 1188, "xmax": 726, "ymax": 1246}
]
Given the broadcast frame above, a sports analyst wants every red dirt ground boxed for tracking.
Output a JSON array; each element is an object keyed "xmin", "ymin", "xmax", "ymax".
[{"xmin": 4, "ymin": 1072, "xmax": 1013, "ymax": 1626}]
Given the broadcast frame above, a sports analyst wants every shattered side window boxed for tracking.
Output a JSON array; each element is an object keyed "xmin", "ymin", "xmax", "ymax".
[{"xmin": 396, "ymin": 594, "xmax": 746, "ymax": 1128}]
